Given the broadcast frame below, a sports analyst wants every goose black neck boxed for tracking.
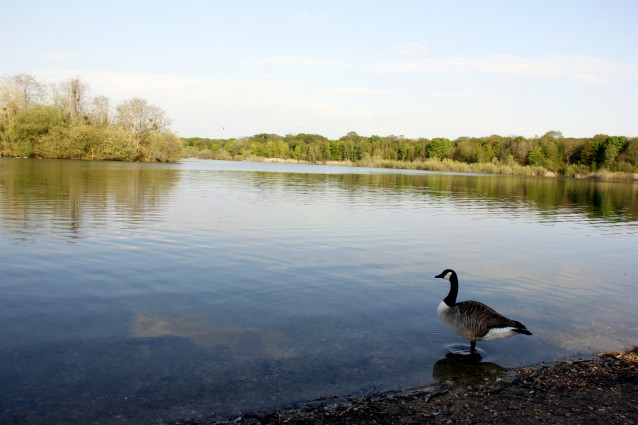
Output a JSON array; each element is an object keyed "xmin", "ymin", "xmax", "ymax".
[{"xmin": 443, "ymin": 272, "xmax": 458, "ymax": 306}]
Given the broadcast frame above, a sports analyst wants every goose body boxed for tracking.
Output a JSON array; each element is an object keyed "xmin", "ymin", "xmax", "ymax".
[{"xmin": 434, "ymin": 269, "xmax": 531, "ymax": 354}]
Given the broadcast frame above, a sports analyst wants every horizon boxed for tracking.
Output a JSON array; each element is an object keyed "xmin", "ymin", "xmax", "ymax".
[{"xmin": 179, "ymin": 130, "xmax": 633, "ymax": 141}]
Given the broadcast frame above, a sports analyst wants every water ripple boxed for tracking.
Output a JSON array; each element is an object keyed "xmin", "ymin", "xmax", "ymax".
[{"xmin": 1, "ymin": 158, "xmax": 637, "ymax": 424}]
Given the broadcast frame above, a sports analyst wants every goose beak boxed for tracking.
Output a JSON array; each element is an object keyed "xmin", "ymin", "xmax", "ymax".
[{"xmin": 434, "ymin": 272, "xmax": 444, "ymax": 279}]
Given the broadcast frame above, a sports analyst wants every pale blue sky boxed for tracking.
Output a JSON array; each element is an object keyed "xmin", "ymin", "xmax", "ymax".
[{"xmin": 2, "ymin": 0, "xmax": 637, "ymax": 139}]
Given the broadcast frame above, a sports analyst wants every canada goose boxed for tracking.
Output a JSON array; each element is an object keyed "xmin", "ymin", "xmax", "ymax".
[{"xmin": 434, "ymin": 269, "xmax": 531, "ymax": 355}]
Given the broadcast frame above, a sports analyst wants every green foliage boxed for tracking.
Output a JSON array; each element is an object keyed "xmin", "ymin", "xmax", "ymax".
[
  {"xmin": 60, "ymin": 120, "xmax": 94, "ymax": 159},
  {"xmin": 7, "ymin": 105, "xmax": 66, "ymax": 157},
  {"xmin": 527, "ymin": 146, "xmax": 547, "ymax": 167},
  {"xmin": 181, "ymin": 130, "xmax": 637, "ymax": 179},
  {"xmin": 624, "ymin": 138, "xmax": 638, "ymax": 167},
  {"xmin": 97, "ymin": 126, "xmax": 140, "ymax": 161},
  {"xmin": 511, "ymin": 138, "xmax": 533, "ymax": 164},
  {"xmin": 563, "ymin": 163, "xmax": 591, "ymax": 178},
  {"xmin": 138, "ymin": 131, "xmax": 183, "ymax": 162},
  {"xmin": 0, "ymin": 74, "xmax": 180, "ymax": 162},
  {"xmin": 197, "ymin": 149, "xmax": 213, "ymax": 159},
  {"xmin": 598, "ymin": 136, "xmax": 627, "ymax": 169},
  {"xmin": 542, "ymin": 130, "xmax": 564, "ymax": 139},
  {"xmin": 453, "ymin": 138, "xmax": 479, "ymax": 163},
  {"xmin": 426, "ymin": 138, "xmax": 453, "ymax": 160}
]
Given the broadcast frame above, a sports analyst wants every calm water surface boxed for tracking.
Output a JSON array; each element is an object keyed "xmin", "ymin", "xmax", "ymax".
[{"xmin": 1, "ymin": 158, "xmax": 636, "ymax": 424}]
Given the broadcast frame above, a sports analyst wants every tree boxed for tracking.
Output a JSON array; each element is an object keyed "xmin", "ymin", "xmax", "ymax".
[
  {"xmin": 624, "ymin": 138, "xmax": 638, "ymax": 167},
  {"xmin": 397, "ymin": 139, "xmax": 410, "ymax": 161},
  {"xmin": 52, "ymin": 77, "xmax": 90, "ymax": 119},
  {"xmin": 477, "ymin": 138, "xmax": 496, "ymax": 163},
  {"xmin": 343, "ymin": 139, "xmax": 356, "ymax": 161},
  {"xmin": 9, "ymin": 104, "xmax": 66, "ymax": 158},
  {"xmin": 598, "ymin": 136, "xmax": 627, "ymax": 169},
  {"xmin": 562, "ymin": 138, "xmax": 586, "ymax": 165},
  {"xmin": 4, "ymin": 74, "xmax": 46, "ymax": 112},
  {"xmin": 575, "ymin": 137, "xmax": 603, "ymax": 168},
  {"xmin": 1, "ymin": 75, "xmax": 180, "ymax": 162},
  {"xmin": 67, "ymin": 122, "xmax": 98, "ymax": 159},
  {"xmin": 542, "ymin": 130, "xmax": 564, "ymax": 140},
  {"xmin": 115, "ymin": 98, "xmax": 169, "ymax": 137},
  {"xmin": 225, "ymin": 137, "xmax": 250, "ymax": 158},
  {"xmin": 197, "ymin": 149, "xmax": 213, "ymax": 159},
  {"xmin": 89, "ymin": 95, "xmax": 111, "ymax": 127},
  {"xmin": 1, "ymin": 74, "xmax": 47, "ymax": 150},
  {"xmin": 527, "ymin": 146, "xmax": 547, "ymax": 168},
  {"xmin": 453, "ymin": 138, "xmax": 479, "ymax": 163},
  {"xmin": 511, "ymin": 138, "xmax": 533, "ymax": 165},
  {"xmin": 330, "ymin": 140, "xmax": 344, "ymax": 160},
  {"xmin": 426, "ymin": 138, "xmax": 453, "ymax": 160}
]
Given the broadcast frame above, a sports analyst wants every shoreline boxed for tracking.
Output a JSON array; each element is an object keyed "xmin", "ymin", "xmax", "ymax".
[
  {"xmin": 261, "ymin": 157, "xmax": 638, "ymax": 182},
  {"xmin": 174, "ymin": 346, "xmax": 637, "ymax": 425},
  {"xmin": 224, "ymin": 157, "xmax": 638, "ymax": 182}
]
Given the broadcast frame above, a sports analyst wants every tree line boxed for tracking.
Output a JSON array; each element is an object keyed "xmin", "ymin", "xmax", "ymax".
[
  {"xmin": 183, "ymin": 130, "xmax": 638, "ymax": 176},
  {"xmin": 0, "ymin": 74, "xmax": 182, "ymax": 162},
  {"xmin": 3, "ymin": 74, "xmax": 634, "ymax": 174}
]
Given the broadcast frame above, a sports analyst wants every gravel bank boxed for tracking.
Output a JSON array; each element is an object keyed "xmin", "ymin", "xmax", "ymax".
[{"xmin": 173, "ymin": 347, "xmax": 637, "ymax": 425}]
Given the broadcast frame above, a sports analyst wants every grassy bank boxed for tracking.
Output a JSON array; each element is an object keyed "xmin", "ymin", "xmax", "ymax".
[{"xmin": 257, "ymin": 156, "xmax": 638, "ymax": 181}]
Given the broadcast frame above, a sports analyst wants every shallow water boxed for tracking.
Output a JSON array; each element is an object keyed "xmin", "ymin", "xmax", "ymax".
[{"xmin": 1, "ymin": 158, "xmax": 636, "ymax": 424}]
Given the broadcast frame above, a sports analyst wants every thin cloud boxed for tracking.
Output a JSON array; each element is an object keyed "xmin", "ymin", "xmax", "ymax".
[
  {"xmin": 239, "ymin": 55, "xmax": 350, "ymax": 68},
  {"xmin": 19, "ymin": 48, "xmax": 106, "ymax": 63},
  {"xmin": 37, "ymin": 70, "xmax": 395, "ymax": 110},
  {"xmin": 44, "ymin": 70, "xmax": 415, "ymax": 137},
  {"xmin": 369, "ymin": 54, "xmax": 638, "ymax": 85},
  {"xmin": 33, "ymin": 66, "xmax": 636, "ymax": 140},
  {"xmin": 332, "ymin": 86, "xmax": 399, "ymax": 95},
  {"xmin": 398, "ymin": 42, "xmax": 429, "ymax": 57},
  {"xmin": 238, "ymin": 53, "xmax": 638, "ymax": 86}
]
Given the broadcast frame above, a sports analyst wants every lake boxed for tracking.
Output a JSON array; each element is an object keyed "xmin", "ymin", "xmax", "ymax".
[{"xmin": 0, "ymin": 158, "xmax": 636, "ymax": 424}]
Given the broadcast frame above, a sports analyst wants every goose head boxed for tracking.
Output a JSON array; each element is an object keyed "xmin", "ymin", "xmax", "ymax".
[
  {"xmin": 434, "ymin": 269, "xmax": 457, "ymax": 281},
  {"xmin": 435, "ymin": 269, "xmax": 459, "ymax": 307}
]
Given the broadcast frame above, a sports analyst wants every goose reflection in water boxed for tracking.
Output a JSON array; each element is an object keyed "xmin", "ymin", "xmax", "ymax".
[{"xmin": 432, "ymin": 346, "xmax": 507, "ymax": 384}]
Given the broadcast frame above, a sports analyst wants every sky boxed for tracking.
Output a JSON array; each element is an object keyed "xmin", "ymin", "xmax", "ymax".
[{"xmin": 2, "ymin": 0, "xmax": 637, "ymax": 140}]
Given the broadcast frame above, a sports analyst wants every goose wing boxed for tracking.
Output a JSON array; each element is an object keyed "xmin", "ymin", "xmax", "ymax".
[{"xmin": 454, "ymin": 300, "xmax": 518, "ymax": 337}]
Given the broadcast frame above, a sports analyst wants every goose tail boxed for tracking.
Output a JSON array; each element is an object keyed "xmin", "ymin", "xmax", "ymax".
[{"xmin": 513, "ymin": 320, "xmax": 532, "ymax": 336}]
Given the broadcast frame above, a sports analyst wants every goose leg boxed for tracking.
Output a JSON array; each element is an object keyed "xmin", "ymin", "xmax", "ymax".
[{"xmin": 470, "ymin": 340, "xmax": 476, "ymax": 355}]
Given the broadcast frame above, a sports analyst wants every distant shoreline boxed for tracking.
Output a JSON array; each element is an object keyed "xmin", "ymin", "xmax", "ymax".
[
  {"xmin": 189, "ymin": 156, "xmax": 638, "ymax": 182},
  {"xmin": 182, "ymin": 132, "xmax": 638, "ymax": 182}
]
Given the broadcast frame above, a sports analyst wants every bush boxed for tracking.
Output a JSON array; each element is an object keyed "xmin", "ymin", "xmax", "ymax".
[
  {"xmin": 613, "ymin": 162, "xmax": 636, "ymax": 173},
  {"xmin": 138, "ymin": 131, "xmax": 182, "ymax": 162},
  {"xmin": 563, "ymin": 163, "xmax": 591, "ymax": 178},
  {"xmin": 9, "ymin": 105, "xmax": 66, "ymax": 157},
  {"xmin": 197, "ymin": 149, "xmax": 213, "ymax": 159},
  {"xmin": 182, "ymin": 146, "xmax": 197, "ymax": 158},
  {"xmin": 213, "ymin": 148, "xmax": 232, "ymax": 160},
  {"xmin": 98, "ymin": 126, "xmax": 139, "ymax": 161}
]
